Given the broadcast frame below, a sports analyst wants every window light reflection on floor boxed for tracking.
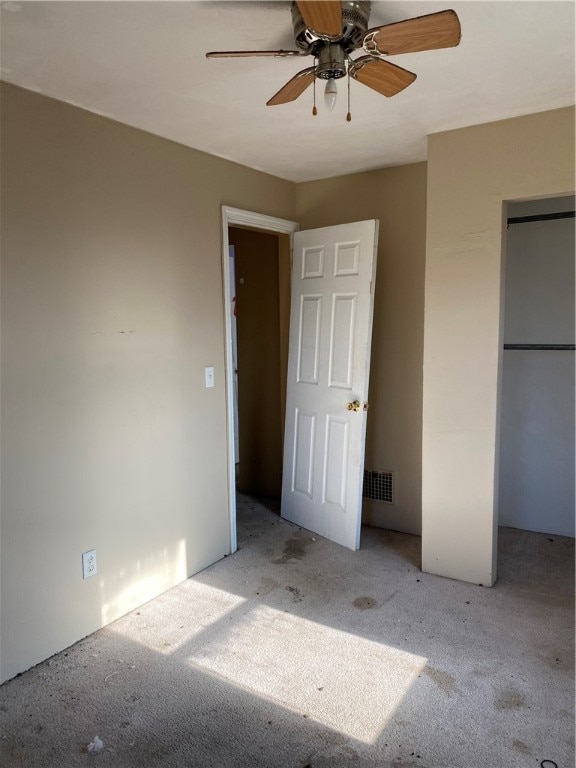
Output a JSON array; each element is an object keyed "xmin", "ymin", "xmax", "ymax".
[
  {"xmin": 111, "ymin": 580, "xmax": 427, "ymax": 744},
  {"xmin": 185, "ymin": 600, "xmax": 427, "ymax": 744}
]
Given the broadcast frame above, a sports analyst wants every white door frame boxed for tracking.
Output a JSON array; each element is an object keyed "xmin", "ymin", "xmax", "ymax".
[{"xmin": 221, "ymin": 206, "xmax": 299, "ymax": 553}]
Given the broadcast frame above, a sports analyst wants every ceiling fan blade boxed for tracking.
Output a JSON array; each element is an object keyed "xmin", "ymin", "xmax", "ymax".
[
  {"xmin": 363, "ymin": 9, "xmax": 461, "ymax": 56},
  {"xmin": 267, "ymin": 67, "xmax": 317, "ymax": 106},
  {"xmin": 350, "ymin": 57, "xmax": 416, "ymax": 97},
  {"xmin": 296, "ymin": 1, "xmax": 342, "ymax": 37},
  {"xmin": 206, "ymin": 50, "xmax": 302, "ymax": 58}
]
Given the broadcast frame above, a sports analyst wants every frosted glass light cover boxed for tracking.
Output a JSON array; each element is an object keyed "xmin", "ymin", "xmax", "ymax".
[{"xmin": 324, "ymin": 79, "xmax": 337, "ymax": 112}]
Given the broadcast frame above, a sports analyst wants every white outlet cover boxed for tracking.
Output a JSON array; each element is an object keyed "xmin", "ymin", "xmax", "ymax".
[
  {"xmin": 205, "ymin": 366, "xmax": 215, "ymax": 388},
  {"xmin": 82, "ymin": 549, "xmax": 97, "ymax": 579}
]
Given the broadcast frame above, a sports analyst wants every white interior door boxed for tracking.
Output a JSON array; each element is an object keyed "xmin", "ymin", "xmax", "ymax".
[{"xmin": 281, "ymin": 220, "xmax": 379, "ymax": 550}]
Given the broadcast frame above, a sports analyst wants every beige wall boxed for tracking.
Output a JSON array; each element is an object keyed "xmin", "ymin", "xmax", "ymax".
[
  {"xmin": 422, "ymin": 108, "xmax": 575, "ymax": 585},
  {"xmin": 296, "ymin": 164, "xmax": 428, "ymax": 535},
  {"xmin": 0, "ymin": 82, "xmax": 296, "ymax": 683}
]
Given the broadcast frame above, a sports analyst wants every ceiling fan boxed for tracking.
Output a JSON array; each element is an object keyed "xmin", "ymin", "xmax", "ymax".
[{"xmin": 206, "ymin": 1, "xmax": 461, "ymax": 119}]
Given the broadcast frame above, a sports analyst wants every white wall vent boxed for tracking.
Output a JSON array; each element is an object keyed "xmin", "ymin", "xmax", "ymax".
[{"xmin": 363, "ymin": 470, "xmax": 394, "ymax": 504}]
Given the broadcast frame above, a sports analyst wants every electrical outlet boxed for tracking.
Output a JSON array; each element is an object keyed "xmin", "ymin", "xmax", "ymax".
[
  {"xmin": 82, "ymin": 549, "xmax": 97, "ymax": 579},
  {"xmin": 205, "ymin": 366, "xmax": 215, "ymax": 388}
]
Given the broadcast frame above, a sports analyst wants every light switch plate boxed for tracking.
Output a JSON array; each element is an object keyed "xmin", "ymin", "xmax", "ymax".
[
  {"xmin": 205, "ymin": 366, "xmax": 215, "ymax": 388},
  {"xmin": 82, "ymin": 549, "xmax": 97, "ymax": 579}
]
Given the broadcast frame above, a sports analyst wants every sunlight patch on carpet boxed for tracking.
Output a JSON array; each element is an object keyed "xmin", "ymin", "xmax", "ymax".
[
  {"xmin": 109, "ymin": 579, "xmax": 248, "ymax": 654},
  {"xmin": 185, "ymin": 602, "xmax": 427, "ymax": 744}
]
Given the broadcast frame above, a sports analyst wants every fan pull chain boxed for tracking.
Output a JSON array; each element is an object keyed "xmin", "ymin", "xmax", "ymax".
[
  {"xmin": 346, "ymin": 63, "xmax": 352, "ymax": 122},
  {"xmin": 312, "ymin": 57, "xmax": 318, "ymax": 116}
]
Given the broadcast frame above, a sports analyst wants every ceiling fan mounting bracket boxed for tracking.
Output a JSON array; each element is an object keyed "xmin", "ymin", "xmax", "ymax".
[{"xmin": 291, "ymin": 0, "xmax": 371, "ymax": 56}]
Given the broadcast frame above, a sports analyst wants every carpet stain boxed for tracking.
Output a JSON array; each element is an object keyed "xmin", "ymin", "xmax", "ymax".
[
  {"xmin": 273, "ymin": 534, "xmax": 313, "ymax": 564},
  {"xmin": 286, "ymin": 585, "xmax": 304, "ymax": 602},
  {"xmin": 547, "ymin": 653, "xmax": 567, "ymax": 669},
  {"xmin": 423, "ymin": 665, "xmax": 456, "ymax": 694},
  {"xmin": 353, "ymin": 596, "xmax": 377, "ymax": 610},
  {"xmin": 512, "ymin": 740, "xmax": 531, "ymax": 755},
  {"xmin": 496, "ymin": 688, "xmax": 525, "ymax": 709},
  {"xmin": 256, "ymin": 577, "xmax": 280, "ymax": 596}
]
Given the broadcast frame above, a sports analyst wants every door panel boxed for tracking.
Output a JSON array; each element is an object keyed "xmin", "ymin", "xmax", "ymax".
[
  {"xmin": 323, "ymin": 416, "xmax": 349, "ymax": 510},
  {"xmin": 281, "ymin": 220, "xmax": 379, "ymax": 550},
  {"xmin": 293, "ymin": 409, "xmax": 316, "ymax": 498},
  {"xmin": 329, "ymin": 294, "xmax": 356, "ymax": 388},
  {"xmin": 297, "ymin": 296, "xmax": 322, "ymax": 383}
]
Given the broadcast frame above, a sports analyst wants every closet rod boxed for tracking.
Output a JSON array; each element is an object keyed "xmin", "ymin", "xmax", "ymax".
[
  {"xmin": 504, "ymin": 344, "xmax": 575, "ymax": 351},
  {"xmin": 507, "ymin": 211, "xmax": 575, "ymax": 226}
]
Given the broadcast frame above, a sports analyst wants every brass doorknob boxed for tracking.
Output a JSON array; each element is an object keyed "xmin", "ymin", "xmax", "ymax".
[{"xmin": 347, "ymin": 400, "xmax": 361, "ymax": 412}]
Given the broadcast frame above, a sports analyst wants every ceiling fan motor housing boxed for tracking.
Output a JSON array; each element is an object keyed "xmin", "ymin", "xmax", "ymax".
[
  {"xmin": 291, "ymin": 1, "xmax": 371, "ymax": 55},
  {"xmin": 316, "ymin": 44, "xmax": 347, "ymax": 80}
]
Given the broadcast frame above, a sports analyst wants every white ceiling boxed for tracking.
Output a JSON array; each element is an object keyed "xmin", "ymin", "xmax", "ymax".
[{"xmin": 1, "ymin": 1, "xmax": 574, "ymax": 182}]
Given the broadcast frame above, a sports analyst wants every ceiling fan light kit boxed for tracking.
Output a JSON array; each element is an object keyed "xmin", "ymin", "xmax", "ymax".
[
  {"xmin": 324, "ymin": 77, "xmax": 338, "ymax": 111},
  {"xmin": 206, "ymin": 1, "xmax": 461, "ymax": 119}
]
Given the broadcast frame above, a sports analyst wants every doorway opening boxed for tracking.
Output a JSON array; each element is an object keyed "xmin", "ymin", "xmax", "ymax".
[
  {"xmin": 498, "ymin": 195, "xmax": 575, "ymax": 537},
  {"xmin": 229, "ymin": 227, "xmax": 289, "ymax": 495},
  {"xmin": 222, "ymin": 209, "xmax": 380, "ymax": 557},
  {"xmin": 221, "ymin": 208, "xmax": 299, "ymax": 553}
]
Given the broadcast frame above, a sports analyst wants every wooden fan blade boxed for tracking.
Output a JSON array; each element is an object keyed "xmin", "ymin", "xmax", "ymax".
[
  {"xmin": 206, "ymin": 50, "xmax": 302, "ymax": 58},
  {"xmin": 363, "ymin": 9, "xmax": 461, "ymax": 56},
  {"xmin": 267, "ymin": 67, "xmax": 317, "ymax": 106},
  {"xmin": 350, "ymin": 57, "xmax": 416, "ymax": 97},
  {"xmin": 296, "ymin": 1, "xmax": 342, "ymax": 37}
]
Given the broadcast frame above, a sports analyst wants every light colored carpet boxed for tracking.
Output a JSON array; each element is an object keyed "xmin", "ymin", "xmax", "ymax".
[{"xmin": 1, "ymin": 493, "xmax": 574, "ymax": 767}]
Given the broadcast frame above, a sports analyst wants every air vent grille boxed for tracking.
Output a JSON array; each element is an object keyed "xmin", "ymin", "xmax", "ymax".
[{"xmin": 363, "ymin": 470, "xmax": 394, "ymax": 504}]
